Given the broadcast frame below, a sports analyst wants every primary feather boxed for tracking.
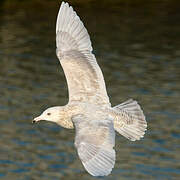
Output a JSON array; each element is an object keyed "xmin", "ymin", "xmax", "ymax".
[{"xmin": 56, "ymin": 2, "xmax": 92, "ymax": 52}]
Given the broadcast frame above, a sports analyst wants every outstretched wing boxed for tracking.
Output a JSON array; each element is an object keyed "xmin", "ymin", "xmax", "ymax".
[
  {"xmin": 73, "ymin": 115, "xmax": 116, "ymax": 176},
  {"xmin": 56, "ymin": 2, "xmax": 110, "ymax": 106}
]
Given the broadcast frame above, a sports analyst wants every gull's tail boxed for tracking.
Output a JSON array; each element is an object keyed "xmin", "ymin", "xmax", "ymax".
[
  {"xmin": 56, "ymin": 1, "xmax": 92, "ymax": 58},
  {"xmin": 113, "ymin": 99, "xmax": 147, "ymax": 141}
]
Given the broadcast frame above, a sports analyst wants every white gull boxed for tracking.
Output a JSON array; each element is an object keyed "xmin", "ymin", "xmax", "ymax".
[{"xmin": 33, "ymin": 1, "xmax": 147, "ymax": 176}]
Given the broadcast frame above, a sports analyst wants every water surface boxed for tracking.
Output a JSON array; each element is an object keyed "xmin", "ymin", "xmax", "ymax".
[{"xmin": 0, "ymin": 0, "xmax": 180, "ymax": 179}]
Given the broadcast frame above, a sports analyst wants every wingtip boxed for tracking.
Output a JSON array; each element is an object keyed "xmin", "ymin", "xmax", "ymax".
[
  {"xmin": 56, "ymin": 0, "xmax": 93, "ymax": 52},
  {"xmin": 61, "ymin": 1, "xmax": 69, "ymax": 7}
]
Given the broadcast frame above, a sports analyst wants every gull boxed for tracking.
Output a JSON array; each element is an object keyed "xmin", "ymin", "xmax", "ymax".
[{"xmin": 33, "ymin": 1, "xmax": 147, "ymax": 176}]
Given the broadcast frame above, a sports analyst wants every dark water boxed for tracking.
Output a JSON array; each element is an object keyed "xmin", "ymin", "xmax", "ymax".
[{"xmin": 0, "ymin": 0, "xmax": 180, "ymax": 179}]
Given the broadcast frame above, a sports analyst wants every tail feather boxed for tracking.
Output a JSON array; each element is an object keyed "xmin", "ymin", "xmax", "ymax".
[{"xmin": 113, "ymin": 99, "xmax": 147, "ymax": 141}]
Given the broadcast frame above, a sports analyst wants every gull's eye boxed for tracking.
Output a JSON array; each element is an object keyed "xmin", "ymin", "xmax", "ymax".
[{"xmin": 47, "ymin": 113, "xmax": 51, "ymax": 116}]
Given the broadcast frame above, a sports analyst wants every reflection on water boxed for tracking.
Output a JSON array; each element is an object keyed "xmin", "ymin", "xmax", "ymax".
[{"xmin": 0, "ymin": 0, "xmax": 180, "ymax": 179}]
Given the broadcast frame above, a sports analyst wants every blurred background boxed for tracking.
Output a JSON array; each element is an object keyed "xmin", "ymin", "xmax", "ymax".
[{"xmin": 0, "ymin": 0, "xmax": 180, "ymax": 179}]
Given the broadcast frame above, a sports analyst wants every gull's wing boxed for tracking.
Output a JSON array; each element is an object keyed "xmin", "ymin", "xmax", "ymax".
[
  {"xmin": 56, "ymin": 2, "xmax": 110, "ymax": 106},
  {"xmin": 72, "ymin": 115, "xmax": 115, "ymax": 176}
]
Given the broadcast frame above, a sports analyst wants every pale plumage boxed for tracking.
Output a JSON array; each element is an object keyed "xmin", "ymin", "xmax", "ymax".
[
  {"xmin": 33, "ymin": 1, "xmax": 147, "ymax": 177},
  {"xmin": 56, "ymin": 2, "xmax": 110, "ymax": 106}
]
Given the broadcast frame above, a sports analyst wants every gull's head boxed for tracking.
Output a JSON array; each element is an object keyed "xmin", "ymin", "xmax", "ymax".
[{"xmin": 33, "ymin": 106, "xmax": 62, "ymax": 124}]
